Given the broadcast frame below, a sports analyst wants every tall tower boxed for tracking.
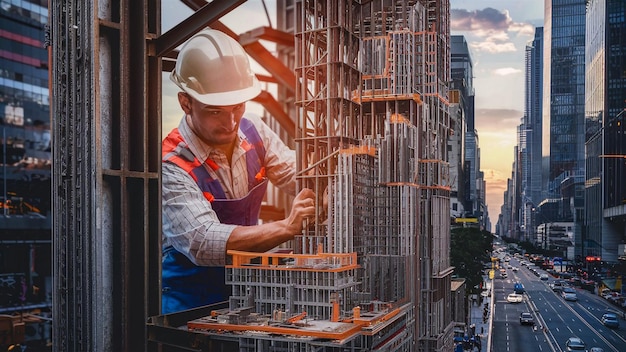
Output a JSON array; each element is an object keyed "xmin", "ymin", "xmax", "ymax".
[
  {"xmin": 356, "ymin": 1, "xmax": 452, "ymax": 349},
  {"xmin": 542, "ymin": 0, "xmax": 586, "ymax": 193},
  {"xmin": 449, "ymin": 35, "xmax": 472, "ymax": 220},
  {"xmin": 526, "ymin": 27, "xmax": 544, "ymax": 206},
  {"xmin": 541, "ymin": 0, "xmax": 586, "ymax": 260},
  {"xmin": 584, "ymin": 0, "xmax": 626, "ymax": 263},
  {"xmin": 520, "ymin": 27, "xmax": 543, "ymax": 242}
]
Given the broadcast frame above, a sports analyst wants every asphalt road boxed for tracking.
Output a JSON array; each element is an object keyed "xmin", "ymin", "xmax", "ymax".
[{"xmin": 490, "ymin": 257, "xmax": 626, "ymax": 352}]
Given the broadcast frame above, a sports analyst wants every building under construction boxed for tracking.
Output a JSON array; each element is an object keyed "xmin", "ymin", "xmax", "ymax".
[{"xmin": 48, "ymin": 0, "xmax": 452, "ymax": 351}]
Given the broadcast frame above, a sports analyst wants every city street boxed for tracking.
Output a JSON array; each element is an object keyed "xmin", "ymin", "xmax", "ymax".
[{"xmin": 490, "ymin": 256, "xmax": 626, "ymax": 351}]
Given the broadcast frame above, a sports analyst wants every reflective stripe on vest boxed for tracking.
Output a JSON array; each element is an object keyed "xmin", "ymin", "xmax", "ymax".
[{"xmin": 162, "ymin": 118, "xmax": 267, "ymax": 202}]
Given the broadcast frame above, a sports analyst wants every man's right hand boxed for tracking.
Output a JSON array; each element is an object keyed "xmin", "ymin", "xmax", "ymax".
[
  {"xmin": 284, "ymin": 188, "xmax": 316, "ymax": 233},
  {"xmin": 226, "ymin": 188, "xmax": 317, "ymax": 253}
]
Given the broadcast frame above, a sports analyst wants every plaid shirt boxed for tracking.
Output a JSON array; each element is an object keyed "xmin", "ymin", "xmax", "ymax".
[{"xmin": 162, "ymin": 114, "xmax": 296, "ymax": 266}]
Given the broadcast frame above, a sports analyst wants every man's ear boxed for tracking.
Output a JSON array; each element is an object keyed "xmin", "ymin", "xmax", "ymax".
[{"xmin": 178, "ymin": 92, "xmax": 192, "ymax": 114}]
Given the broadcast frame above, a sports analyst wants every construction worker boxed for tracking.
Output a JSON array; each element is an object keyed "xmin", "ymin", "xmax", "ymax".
[{"xmin": 161, "ymin": 29, "xmax": 315, "ymax": 314}]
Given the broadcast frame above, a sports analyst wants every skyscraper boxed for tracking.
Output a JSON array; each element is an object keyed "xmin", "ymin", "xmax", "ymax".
[
  {"xmin": 541, "ymin": 0, "xmax": 586, "ymax": 261},
  {"xmin": 520, "ymin": 27, "xmax": 544, "ymax": 242},
  {"xmin": 449, "ymin": 35, "xmax": 472, "ymax": 219},
  {"xmin": 453, "ymin": 34, "xmax": 484, "ymax": 225},
  {"xmin": 584, "ymin": 0, "xmax": 626, "ymax": 262},
  {"xmin": 525, "ymin": 27, "xmax": 544, "ymax": 207},
  {"xmin": 543, "ymin": 0, "xmax": 586, "ymax": 190},
  {"xmin": 0, "ymin": 0, "xmax": 52, "ymax": 343}
]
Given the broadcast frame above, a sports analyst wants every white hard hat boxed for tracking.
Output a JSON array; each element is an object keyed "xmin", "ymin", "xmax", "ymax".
[{"xmin": 170, "ymin": 29, "xmax": 261, "ymax": 106}]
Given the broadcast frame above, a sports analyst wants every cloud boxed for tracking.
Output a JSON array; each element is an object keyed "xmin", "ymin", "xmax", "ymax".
[
  {"xmin": 509, "ymin": 22, "xmax": 536, "ymax": 36},
  {"xmin": 450, "ymin": 7, "xmax": 532, "ymax": 35},
  {"xmin": 451, "ymin": 7, "xmax": 535, "ymax": 53},
  {"xmin": 493, "ymin": 67, "xmax": 521, "ymax": 76},
  {"xmin": 471, "ymin": 41, "xmax": 516, "ymax": 54},
  {"xmin": 483, "ymin": 168, "xmax": 510, "ymax": 185},
  {"xmin": 451, "ymin": 8, "xmax": 510, "ymax": 32},
  {"xmin": 476, "ymin": 108, "xmax": 522, "ymax": 131}
]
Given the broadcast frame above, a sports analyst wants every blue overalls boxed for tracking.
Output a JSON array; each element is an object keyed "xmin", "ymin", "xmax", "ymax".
[{"xmin": 161, "ymin": 118, "xmax": 267, "ymax": 314}]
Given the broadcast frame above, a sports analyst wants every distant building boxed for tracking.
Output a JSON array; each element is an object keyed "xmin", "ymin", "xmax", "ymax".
[
  {"xmin": 519, "ymin": 27, "xmax": 544, "ymax": 242},
  {"xmin": 451, "ymin": 278, "xmax": 467, "ymax": 327},
  {"xmin": 536, "ymin": 222, "xmax": 574, "ymax": 256},
  {"xmin": 450, "ymin": 35, "xmax": 473, "ymax": 220},
  {"xmin": 449, "ymin": 36, "xmax": 485, "ymax": 226},
  {"xmin": 0, "ymin": 0, "xmax": 52, "ymax": 343}
]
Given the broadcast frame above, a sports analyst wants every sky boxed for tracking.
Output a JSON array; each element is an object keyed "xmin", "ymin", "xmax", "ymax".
[
  {"xmin": 449, "ymin": 0, "xmax": 544, "ymax": 221},
  {"xmin": 161, "ymin": 0, "xmax": 546, "ymax": 224}
]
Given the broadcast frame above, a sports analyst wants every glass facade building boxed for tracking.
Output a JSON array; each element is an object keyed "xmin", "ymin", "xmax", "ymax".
[
  {"xmin": 0, "ymin": 0, "xmax": 52, "ymax": 330},
  {"xmin": 525, "ymin": 27, "xmax": 544, "ymax": 206},
  {"xmin": 450, "ymin": 36, "xmax": 482, "ymax": 220},
  {"xmin": 602, "ymin": 1, "xmax": 626, "ymax": 210},
  {"xmin": 584, "ymin": 0, "xmax": 626, "ymax": 262},
  {"xmin": 520, "ymin": 27, "xmax": 544, "ymax": 242},
  {"xmin": 0, "ymin": 0, "xmax": 50, "ymax": 219},
  {"xmin": 543, "ymin": 0, "xmax": 587, "ymax": 188},
  {"xmin": 542, "ymin": 0, "xmax": 587, "ymax": 262},
  {"xmin": 450, "ymin": 35, "xmax": 473, "ymax": 217}
]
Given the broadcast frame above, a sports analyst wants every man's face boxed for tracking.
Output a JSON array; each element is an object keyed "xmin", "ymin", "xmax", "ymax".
[{"xmin": 179, "ymin": 93, "xmax": 246, "ymax": 147}]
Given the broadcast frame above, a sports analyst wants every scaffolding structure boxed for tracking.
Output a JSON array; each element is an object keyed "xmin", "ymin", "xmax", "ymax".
[{"xmin": 184, "ymin": 1, "xmax": 453, "ymax": 351}]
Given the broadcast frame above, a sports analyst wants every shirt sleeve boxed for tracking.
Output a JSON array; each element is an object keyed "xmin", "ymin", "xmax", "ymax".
[
  {"xmin": 248, "ymin": 116, "xmax": 297, "ymax": 196},
  {"xmin": 162, "ymin": 161, "xmax": 237, "ymax": 266}
]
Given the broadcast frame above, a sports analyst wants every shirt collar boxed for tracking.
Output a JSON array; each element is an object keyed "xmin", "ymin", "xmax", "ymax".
[{"xmin": 177, "ymin": 115, "xmax": 245, "ymax": 161}]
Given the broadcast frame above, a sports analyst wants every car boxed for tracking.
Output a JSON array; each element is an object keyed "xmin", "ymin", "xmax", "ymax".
[
  {"xmin": 512, "ymin": 267, "xmax": 518, "ymax": 272},
  {"xmin": 550, "ymin": 280, "xmax": 564, "ymax": 292},
  {"xmin": 520, "ymin": 312, "xmax": 535, "ymax": 325},
  {"xmin": 607, "ymin": 292, "xmax": 623, "ymax": 304},
  {"xmin": 540, "ymin": 273, "xmax": 549, "ymax": 280},
  {"xmin": 507, "ymin": 293, "xmax": 523, "ymax": 303},
  {"xmin": 514, "ymin": 282, "xmax": 525, "ymax": 294},
  {"xmin": 589, "ymin": 348, "xmax": 604, "ymax": 352},
  {"xmin": 565, "ymin": 337, "xmax": 587, "ymax": 351},
  {"xmin": 601, "ymin": 313, "xmax": 619, "ymax": 328},
  {"xmin": 562, "ymin": 287, "xmax": 578, "ymax": 301}
]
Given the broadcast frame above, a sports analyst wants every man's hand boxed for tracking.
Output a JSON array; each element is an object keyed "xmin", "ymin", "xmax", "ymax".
[
  {"xmin": 226, "ymin": 188, "xmax": 316, "ymax": 253},
  {"xmin": 284, "ymin": 188, "xmax": 316, "ymax": 233}
]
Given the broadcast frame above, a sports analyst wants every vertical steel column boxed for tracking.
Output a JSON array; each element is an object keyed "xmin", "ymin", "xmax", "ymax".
[
  {"xmin": 51, "ymin": 1, "xmax": 161, "ymax": 351},
  {"xmin": 294, "ymin": 0, "xmax": 362, "ymax": 255}
]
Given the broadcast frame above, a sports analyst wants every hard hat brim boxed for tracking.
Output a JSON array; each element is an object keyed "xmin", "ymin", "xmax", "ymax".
[{"xmin": 172, "ymin": 72, "xmax": 262, "ymax": 106}]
